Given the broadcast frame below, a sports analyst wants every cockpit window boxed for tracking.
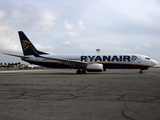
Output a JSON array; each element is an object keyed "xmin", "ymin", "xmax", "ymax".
[{"xmin": 145, "ymin": 57, "xmax": 150, "ymax": 60}]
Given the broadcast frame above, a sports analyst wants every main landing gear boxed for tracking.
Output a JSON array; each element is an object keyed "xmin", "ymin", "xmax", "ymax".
[
  {"xmin": 139, "ymin": 69, "xmax": 143, "ymax": 74},
  {"xmin": 76, "ymin": 69, "xmax": 86, "ymax": 74}
]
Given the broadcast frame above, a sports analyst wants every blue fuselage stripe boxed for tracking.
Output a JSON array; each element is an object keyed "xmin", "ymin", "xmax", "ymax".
[{"xmin": 22, "ymin": 58, "xmax": 149, "ymax": 70}]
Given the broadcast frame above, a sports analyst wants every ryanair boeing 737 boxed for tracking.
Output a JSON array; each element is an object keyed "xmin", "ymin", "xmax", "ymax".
[{"xmin": 3, "ymin": 31, "xmax": 158, "ymax": 74}]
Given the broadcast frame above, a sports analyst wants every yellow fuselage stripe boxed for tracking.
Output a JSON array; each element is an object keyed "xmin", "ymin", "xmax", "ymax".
[
  {"xmin": 87, "ymin": 68, "xmax": 102, "ymax": 70},
  {"xmin": 88, "ymin": 62, "xmax": 152, "ymax": 67}
]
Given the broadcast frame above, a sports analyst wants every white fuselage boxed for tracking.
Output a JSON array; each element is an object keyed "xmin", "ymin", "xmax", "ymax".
[{"xmin": 21, "ymin": 54, "xmax": 158, "ymax": 70}]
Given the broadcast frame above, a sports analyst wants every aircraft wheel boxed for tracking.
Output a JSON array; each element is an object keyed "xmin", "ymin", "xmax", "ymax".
[
  {"xmin": 76, "ymin": 69, "xmax": 82, "ymax": 74},
  {"xmin": 82, "ymin": 69, "xmax": 86, "ymax": 74},
  {"xmin": 139, "ymin": 69, "xmax": 143, "ymax": 74}
]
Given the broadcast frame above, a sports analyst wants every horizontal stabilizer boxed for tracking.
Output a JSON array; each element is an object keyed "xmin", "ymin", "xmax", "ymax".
[{"xmin": 3, "ymin": 53, "xmax": 29, "ymax": 58}]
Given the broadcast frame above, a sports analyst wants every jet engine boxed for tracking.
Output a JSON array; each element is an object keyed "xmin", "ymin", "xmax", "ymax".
[{"xmin": 86, "ymin": 63, "xmax": 103, "ymax": 72}]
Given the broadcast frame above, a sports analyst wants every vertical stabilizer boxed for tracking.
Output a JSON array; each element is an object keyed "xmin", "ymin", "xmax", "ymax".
[{"xmin": 18, "ymin": 31, "xmax": 48, "ymax": 57}]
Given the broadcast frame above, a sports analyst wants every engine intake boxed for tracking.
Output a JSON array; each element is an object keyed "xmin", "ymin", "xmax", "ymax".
[{"xmin": 86, "ymin": 63, "xmax": 103, "ymax": 72}]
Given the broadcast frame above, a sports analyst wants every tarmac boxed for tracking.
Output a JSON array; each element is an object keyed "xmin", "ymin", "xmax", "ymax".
[{"xmin": 0, "ymin": 68, "xmax": 160, "ymax": 120}]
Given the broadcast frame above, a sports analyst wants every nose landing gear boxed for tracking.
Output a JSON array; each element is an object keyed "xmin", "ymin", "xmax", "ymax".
[{"xmin": 139, "ymin": 69, "xmax": 143, "ymax": 74}]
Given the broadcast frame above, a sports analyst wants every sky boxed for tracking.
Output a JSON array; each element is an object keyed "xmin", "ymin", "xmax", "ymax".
[{"xmin": 0, "ymin": 0, "xmax": 160, "ymax": 65}]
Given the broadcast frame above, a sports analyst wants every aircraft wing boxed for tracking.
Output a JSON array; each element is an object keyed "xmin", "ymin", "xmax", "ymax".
[
  {"xmin": 3, "ymin": 53, "xmax": 87, "ymax": 67},
  {"xmin": 3, "ymin": 53, "xmax": 29, "ymax": 59},
  {"xmin": 39, "ymin": 55, "xmax": 87, "ymax": 67}
]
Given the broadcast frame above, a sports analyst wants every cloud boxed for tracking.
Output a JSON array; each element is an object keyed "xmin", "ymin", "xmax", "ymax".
[
  {"xmin": 0, "ymin": 5, "xmax": 57, "ymax": 54},
  {"xmin": 35, "ymin": 44, "xmax": 54, "ymax": 52},
  {"xmin": 0, "ymin": 32, "xmax": 21, "ymax": 53},
  {"xmin": 0, "ymin": 10, "xmax": 5, "ymax": 19},
  {"xmin": 64, "ymin": 20, "xmax": 74, "ymax": 30},
  {"xmin": 36, "ymin": 9, "xmax": 57, "ymax": 30},
  {"xmin": 11, "ymin": 5, "xmax": 57, "ymax": 31},
  {"xmin": 63, "ymin": 41, "xmax": 70, "ymax": 45},
  {"xmin": 135, "ymin": 46, "xmax": 138, "ymax": 49},
  {"xmin": 144, "ymin": 43, "xmax": 149, "ymax": 47},
  {"xmin": 78, "ymin": 20, "xmax": 85, "ymax": 30},
  {"xmin": 0, "ymin": 9, "xmax": 21, "ymax": 53},
  {"xmin": 68, "ymin": 31, "xmax": 79, "ymax": 37},
  {"xmin": 82, "ymin": 0, "xmax": 160, "ymax": 35},
  {"xmin": 64, "ymin": 20, "xmax": 85, "ymax": 37}
]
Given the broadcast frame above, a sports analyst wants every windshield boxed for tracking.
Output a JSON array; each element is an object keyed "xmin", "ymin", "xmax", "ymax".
[{"xmin": 145, "ymin": 57, "xmax": 150, "ymax": 60}]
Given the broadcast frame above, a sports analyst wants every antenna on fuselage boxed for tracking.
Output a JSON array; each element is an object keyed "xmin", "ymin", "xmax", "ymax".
[{"xmin": 96, "ymin": 49, "xmax": 100, "ymax": 54}]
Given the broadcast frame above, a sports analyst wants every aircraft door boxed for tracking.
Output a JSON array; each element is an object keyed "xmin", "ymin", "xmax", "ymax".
[{"xmin": 137, "ymin": 56, "xmax": 141, "ymax": 63}]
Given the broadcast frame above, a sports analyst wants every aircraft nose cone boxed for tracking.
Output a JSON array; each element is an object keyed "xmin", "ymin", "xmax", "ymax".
[
  {"xmin": 152, "ymin": 60, "xmax": 158, "ymax": 66},
  {"xmin": 155, "ymin": 61, "xmax": 158, "ymax": 65}
]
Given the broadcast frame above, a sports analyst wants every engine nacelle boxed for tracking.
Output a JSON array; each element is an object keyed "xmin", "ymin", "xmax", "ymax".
[{"xmin": 86, "ymin": 63, "xmax": 103, "ymax": 72}]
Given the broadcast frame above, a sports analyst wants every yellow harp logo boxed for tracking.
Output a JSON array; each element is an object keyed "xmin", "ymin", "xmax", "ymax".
[{"xmin": 22, "ymin": 40, "xmax": 30, "ymax": 51}]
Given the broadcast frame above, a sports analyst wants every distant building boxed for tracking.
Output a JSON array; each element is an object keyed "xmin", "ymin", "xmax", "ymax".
[{"xmin": 0, "ymin": 62, "xmax": 45, "ymax": 70}]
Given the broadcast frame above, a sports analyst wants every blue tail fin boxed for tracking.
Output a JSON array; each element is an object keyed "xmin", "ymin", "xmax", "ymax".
[{"xmin": 18, "ymin": 31, "xmax": 48, "ymax": 57}]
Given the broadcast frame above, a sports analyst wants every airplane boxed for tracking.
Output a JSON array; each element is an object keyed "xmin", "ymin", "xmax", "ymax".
[{"xmin": 3, "ymin": 31, "xmax": 158, "ymax": 74}]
